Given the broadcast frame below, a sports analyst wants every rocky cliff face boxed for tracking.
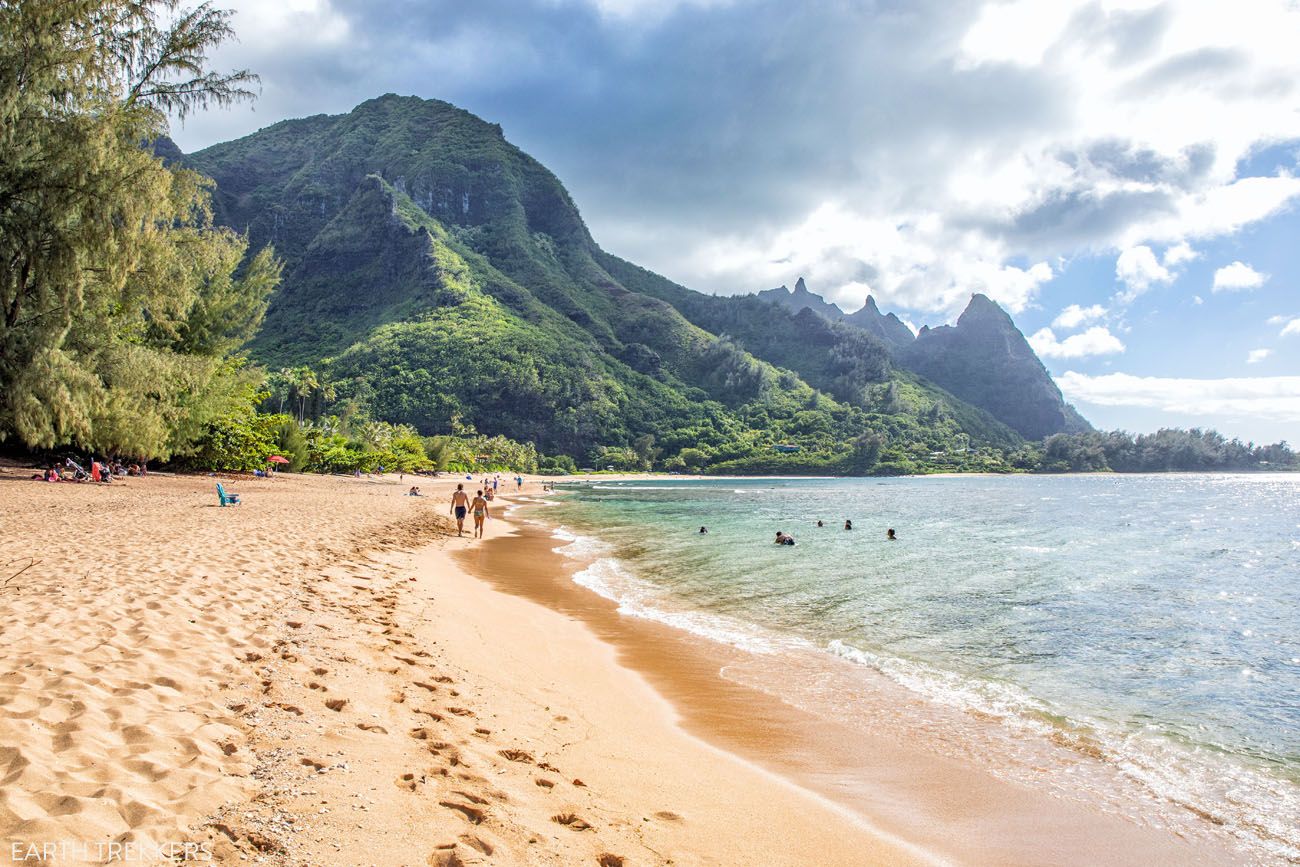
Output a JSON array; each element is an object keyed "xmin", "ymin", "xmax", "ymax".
[
  {"xmin": 751, "ymin": 278, "xmax": 1087, "ymax": 438},
  {"xmin": 842, "ymin": 295, "xmax": 915, "ymax": 349},
  {"xmin": 896, "ymin": 294, "xmax": 1090, "ymax": 440},
  {"xmin": 756, "ymin": 277, "xmax": 847, "ymax": 321}
]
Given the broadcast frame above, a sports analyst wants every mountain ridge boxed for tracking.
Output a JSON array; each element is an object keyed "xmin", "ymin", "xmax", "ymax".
[
  {"xmin": 178, "ymin": 94, "xmax": 1080, "ymax": 470},
  {"xmin": 751, "ymin": 277, "xmax": 1088, "ymax": 439}
]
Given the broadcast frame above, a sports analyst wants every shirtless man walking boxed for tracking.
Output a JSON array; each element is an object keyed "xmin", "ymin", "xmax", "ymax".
[
  {"xmin": 450, "ymin": 483, "xmax": 471, "ymax": 536},
  {"xmin": 470, "ymin": 489, "xmax": 490, "ymax": 539}
]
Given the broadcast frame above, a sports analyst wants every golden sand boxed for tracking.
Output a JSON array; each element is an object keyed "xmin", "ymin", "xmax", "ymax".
[{"xmin": 0, "ymin": 470, "xmax": 917, "ymax": 865}]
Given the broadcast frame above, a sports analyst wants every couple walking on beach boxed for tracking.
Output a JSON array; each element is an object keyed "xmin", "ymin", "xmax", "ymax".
[{"xmin": 450, "ymin": 483, "xmax": 491, "ymax": 538}]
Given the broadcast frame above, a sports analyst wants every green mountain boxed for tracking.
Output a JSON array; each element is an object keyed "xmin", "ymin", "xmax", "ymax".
[
  {"xmin": 180, "ymin": 94, "xmax": 1050, "ymax": 471},
  {"xmin": 897, "ymin": 295, "xmax": 1091, "ymax": 440},
  {"xmin": 749, "ymin": 276, "xmax": 1088, "ymax": 440}
]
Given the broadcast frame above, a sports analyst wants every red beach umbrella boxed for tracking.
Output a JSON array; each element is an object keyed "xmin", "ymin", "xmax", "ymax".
[{"xmin": 267, "ymin": 455, "xmax": 290, "ymax": 464}]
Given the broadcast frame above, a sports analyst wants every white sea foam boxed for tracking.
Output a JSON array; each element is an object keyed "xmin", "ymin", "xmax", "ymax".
[
  {"xmin": 826, "ymin": 639, "xmax": 1054, "ymax": 732},
  {"xmin": 571, "ymin": 558, "xmax": 808, "ymax": 656},
  {"xmin": 825, "ymin": 639, "xmax": 1300, "ymax": 860},
  {"xmin": 591, "ymin": 484, "xmax": 700, "ymax": 490},
  {"xmin": 550, "ymin": 525, "xmax": 612, "ymax": 558}
]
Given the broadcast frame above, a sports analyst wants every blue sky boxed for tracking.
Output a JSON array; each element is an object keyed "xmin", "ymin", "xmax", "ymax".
[{"xmin": 173, "ymin": 0, "xmax": 1300, "ymax": 444}]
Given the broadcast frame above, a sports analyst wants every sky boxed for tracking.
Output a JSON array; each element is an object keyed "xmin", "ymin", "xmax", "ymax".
[{"xmin": 172, "ymin": 0, "xmax": 1300, "ymax": 444}]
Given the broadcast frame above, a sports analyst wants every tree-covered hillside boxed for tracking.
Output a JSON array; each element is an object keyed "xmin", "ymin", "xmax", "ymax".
[{"xmin": 181, "ymin": 95, "xmax": 1031, "ymax": 472}]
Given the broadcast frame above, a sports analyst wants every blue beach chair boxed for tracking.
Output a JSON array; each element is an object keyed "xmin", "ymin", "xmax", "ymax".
[{"xmin": 216, "ymin": 483, "xmax": 241, "ymax": 506}]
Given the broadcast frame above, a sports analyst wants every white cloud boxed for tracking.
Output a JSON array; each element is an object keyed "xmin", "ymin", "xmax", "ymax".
[
  {"xmin": 688, "ymin": 201, "xmax": 1054, "ymax": 313},
  {"xmin": 1193, "ymin": 295, "xmax": 1204, "ymax": 305},
  {"xmin": 1212, "ymin": 261, "xmax": 1269, "ymax": 292},
  {"xmin": 1059, "ymin": 371, "xmax": 1300, "ymax": 421},
  {"xmin": 1163, "ymin": 241, "xmax": 1198, "ymax": 266},
  {"xmin": 1247, "ymin": 348, "xmax": 1272, "ymax": 363},
  {"xmin": 1267, "ymin": 314, "xmax": 1292, "ymax": 325},
  {"xmin": 1281, "ymin": 318, "xmax": 1300, "ymax": 337},
  {"xmin": 172, "ymin": 0, "xmax": 1300, "ymax": 315},
  {"xmin": 1115, "ymin": 246, "xmax": 1173, "ymax": 302},
  {"xmin": 1029, "ymin": 326, "xmax": 1125, "ymax": 359},
  {"xmin": 1052, "ymin": 303, "xmax": 1107, "ymax": 330}
]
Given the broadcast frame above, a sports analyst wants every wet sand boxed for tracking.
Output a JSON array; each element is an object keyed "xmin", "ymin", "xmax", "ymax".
[{"xmin": 457, "ymin": 509, "xmax": 1248, "ymax": 866}]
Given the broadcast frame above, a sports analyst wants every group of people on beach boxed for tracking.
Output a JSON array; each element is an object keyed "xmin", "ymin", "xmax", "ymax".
[{"xmin": 33, "ymin": 457, "xmax": 146, "ymax": 483}]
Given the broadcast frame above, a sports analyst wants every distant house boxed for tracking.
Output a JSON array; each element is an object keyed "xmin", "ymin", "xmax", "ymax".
[{"xmin": 773, "ymin": 443, "xmax": 801, "ymax": 453}]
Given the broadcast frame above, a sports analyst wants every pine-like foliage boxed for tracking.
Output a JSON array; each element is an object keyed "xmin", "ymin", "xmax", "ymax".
[{"xmin": 0, "ymin": 0, "xmax": 275, "ymax": 458}]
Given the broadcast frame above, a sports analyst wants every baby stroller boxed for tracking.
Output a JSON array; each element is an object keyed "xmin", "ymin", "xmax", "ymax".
[{"xmin": 63, "ymin": 458, "xmax": 91, "ymax": 482}]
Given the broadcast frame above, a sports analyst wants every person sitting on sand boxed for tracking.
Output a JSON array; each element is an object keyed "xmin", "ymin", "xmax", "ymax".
[
  {"xmin": 450, "ymin": 484, "xmax": 471, "ymax": 536},
  {"xmin": 471, "ymin": 490, "xmax": 490, "ymax": 538},
  {"xmin": 887, "ymin": 528, "xmax": 897, "ymax": 540},
  {"xmin": 408, "ymin": 486, "xmax": 422, "ymax": 497},
  {"xmin": 844, "ymin": 520, "xmax": 853, "ymax": 531},
  {"xmin": 484, "ymin": 487, "xmax": 495, "ymax": 502}
]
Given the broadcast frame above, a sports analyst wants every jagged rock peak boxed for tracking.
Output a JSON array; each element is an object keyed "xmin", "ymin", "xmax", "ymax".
[{"xmin": 957, "ymin": 293, "xmax": 1014, "ymax": 328}]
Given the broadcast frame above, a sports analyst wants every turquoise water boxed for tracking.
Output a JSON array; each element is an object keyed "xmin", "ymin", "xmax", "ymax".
[{"xmin": 539, "ymin": 475, "xmax": 1300, "ymax": 860}]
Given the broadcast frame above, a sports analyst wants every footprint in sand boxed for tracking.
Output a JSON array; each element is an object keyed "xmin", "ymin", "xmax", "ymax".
[
  {"xmin": 324, "ymin": 698, "xmax": 348, "ymax": 711},
  {"xmin": 534, "ymin": 778, "xmax": 555, "ymax": 789},
  {"xmin": 459, "ymin": 834, "xmax": 493, "ymax": 855},
  {"xmin": 550, "ymin": 813, "xmax": 593, "ymax": 831},
  {"xmin": 497, "ymin": 749, "xmax": 533, "ymax": 764},
  {"xmin": 439, "ymin": 800, "xmax": 485, "ymax": 824},
  {"xmin": 356, "ymin": 723, "xmax": 388, "ymax": 734},
  {"xmin": 597, "ymin": 855, "xmax": 625, "ymax": 867}
]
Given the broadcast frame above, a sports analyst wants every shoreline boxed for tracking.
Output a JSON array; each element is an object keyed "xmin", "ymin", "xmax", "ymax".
[
  {"xmin": 462, "ymin": 500, "xmax": 1249, "ymax": 866},
  {"xmin": 0, "ymin": 470, "xmax": 922, "ymax": 865}
]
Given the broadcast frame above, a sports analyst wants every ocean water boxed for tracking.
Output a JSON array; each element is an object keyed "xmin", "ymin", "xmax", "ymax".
[{"xmin": 539, "ymin": 475, "xmax": 1300, "ymax": 861}]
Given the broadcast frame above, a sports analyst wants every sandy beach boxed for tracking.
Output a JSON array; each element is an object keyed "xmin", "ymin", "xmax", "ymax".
[
  {"xmin": 0, "ymin": 469, "xmax": 920, "ymax": 865},
  {"xmin": 0, "ymin": 469, "xmax": 1249, "ymax": 865}
]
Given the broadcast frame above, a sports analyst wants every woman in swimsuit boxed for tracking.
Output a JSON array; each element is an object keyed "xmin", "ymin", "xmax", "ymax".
[{"xmin": 470, "ymin": 490, "xmax": 490, "ymax": 538}]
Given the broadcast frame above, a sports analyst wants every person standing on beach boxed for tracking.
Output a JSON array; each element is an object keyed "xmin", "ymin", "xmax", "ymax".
[
  {"xmin": 450, "ymin": 484, "xmax": 471, "ymax": 536},
  {"xmin": 470, "ymin": 489, "xmax": 490, "ymax": 539}
]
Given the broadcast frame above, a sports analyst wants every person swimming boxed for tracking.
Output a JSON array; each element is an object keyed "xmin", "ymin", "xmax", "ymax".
[
  {"xmin": 886, "ymin": 528, "xmax": 897, "ymax": 540},
  {"xmin": 817, "ymin": 520, "xmax": 824, "ymax": 528},
  {"xmin": 844, "ymin": 519, "xmax": 853, "ymax": 531},
  {"xmin": 699, "ymin": 526, "xmax": 708, "ymax": 534},
  {"xmin": 774, "ymin": 531, "xmax": 795, "ymax": 546}
]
